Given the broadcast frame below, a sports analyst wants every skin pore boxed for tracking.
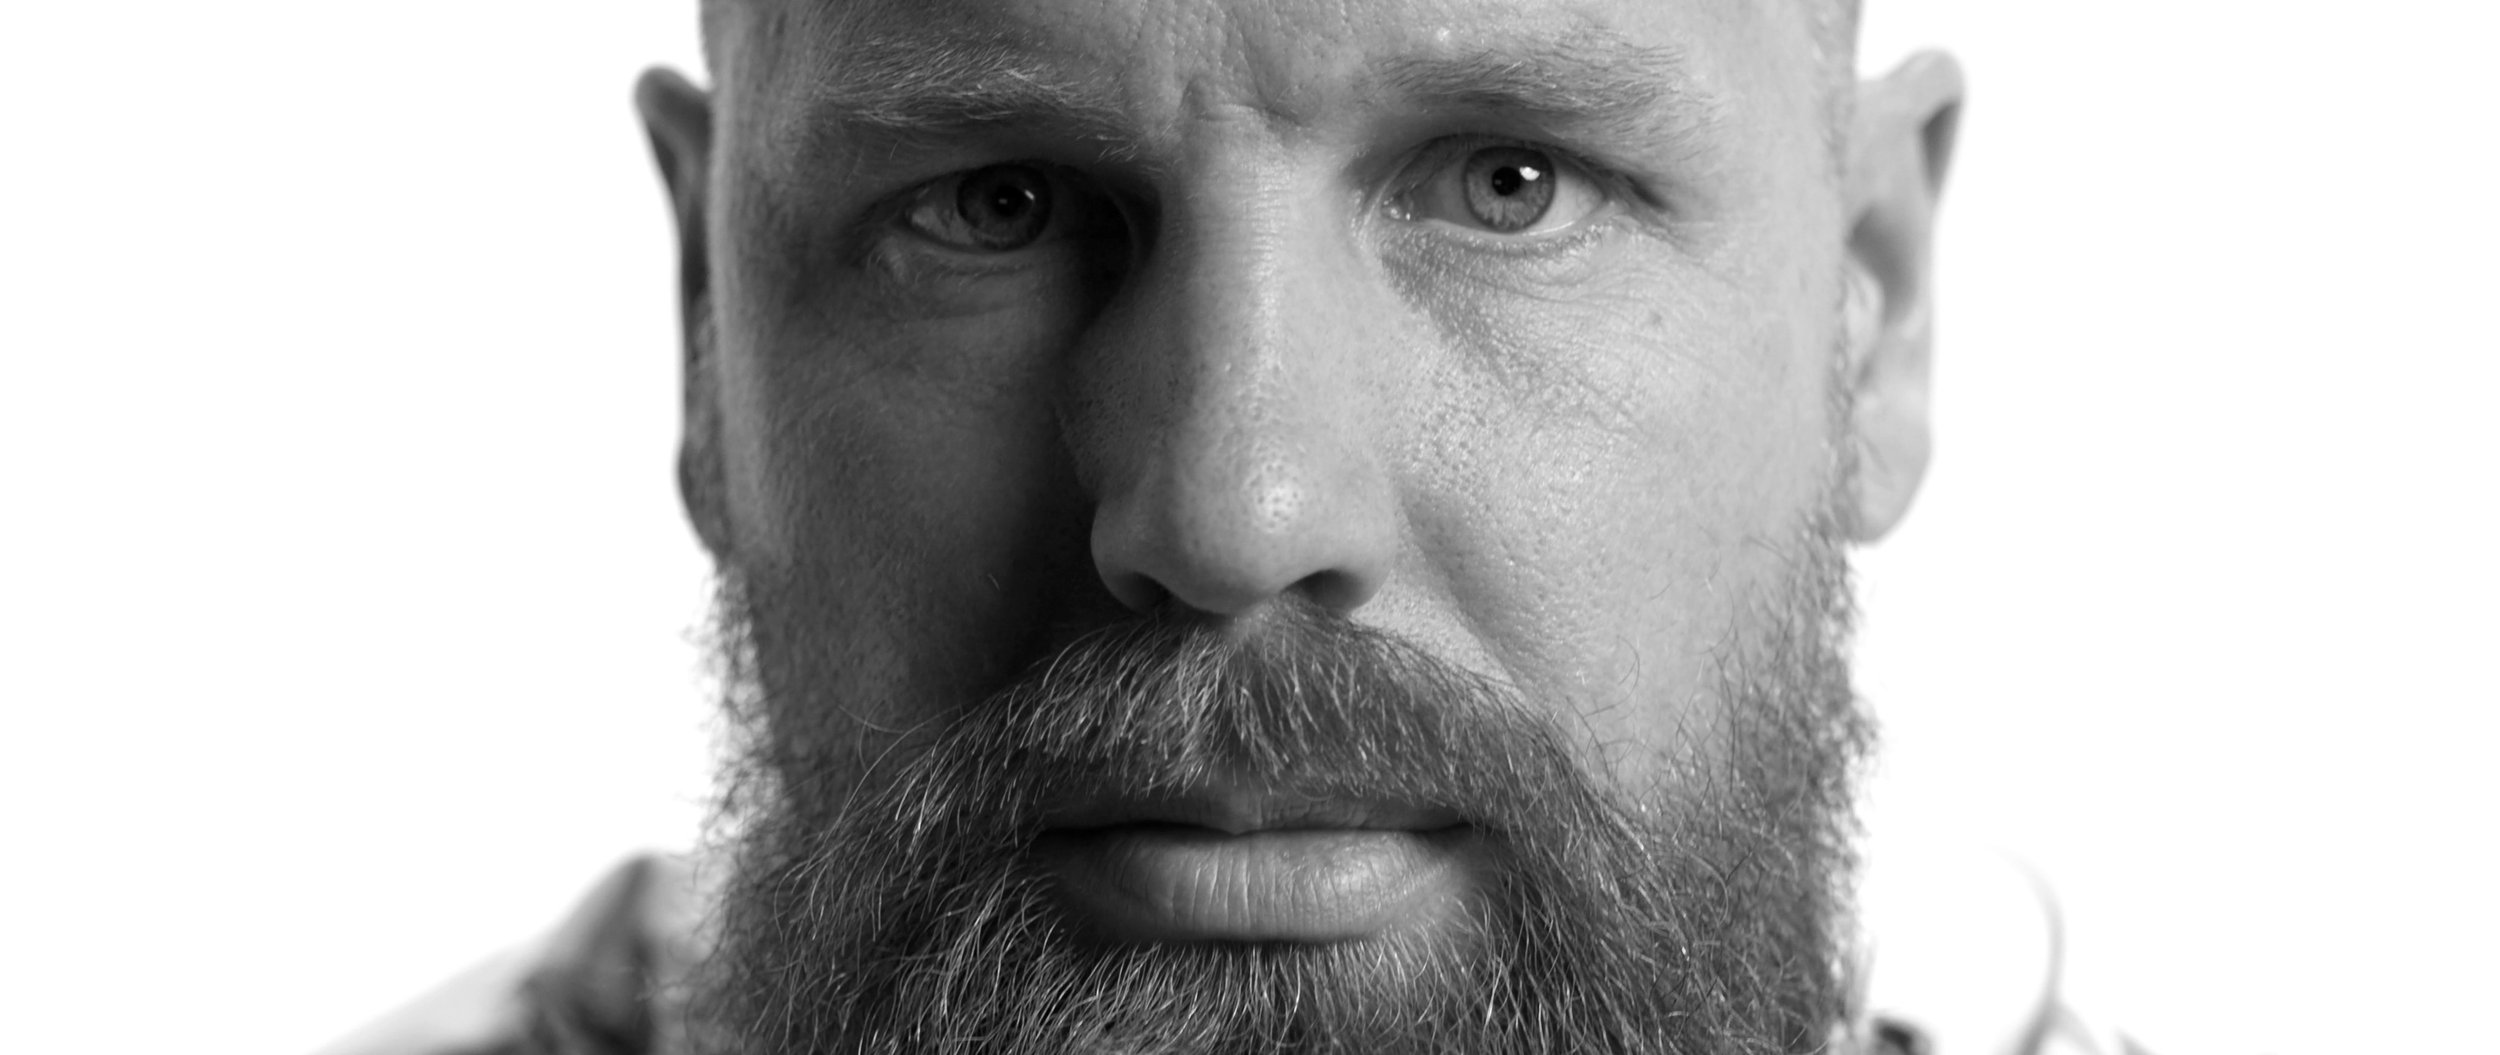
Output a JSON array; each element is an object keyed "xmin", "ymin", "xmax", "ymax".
[{"xmin": 636, "ymin": 0, "xmax": 1959, "ymax": 1050}]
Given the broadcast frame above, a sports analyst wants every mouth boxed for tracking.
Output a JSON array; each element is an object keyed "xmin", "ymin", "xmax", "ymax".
[{"xmin": 1033, "ymin": 779, "xmax": 1482, "ymax": 944}]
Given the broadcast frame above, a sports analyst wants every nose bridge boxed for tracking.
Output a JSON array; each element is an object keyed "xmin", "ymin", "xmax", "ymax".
[
  {"xmin": 1085, "ymin": 150, "xmax": 1395, "ymax": 617},
  {"xmin": 1169, "ymin": 175, "xmax": 1320, "ymax": 483}
]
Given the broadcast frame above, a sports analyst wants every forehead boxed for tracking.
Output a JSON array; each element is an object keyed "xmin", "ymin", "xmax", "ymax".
[{"xmin": 726, "ymin": 0, "xmax": 1820, "ymax": 162}]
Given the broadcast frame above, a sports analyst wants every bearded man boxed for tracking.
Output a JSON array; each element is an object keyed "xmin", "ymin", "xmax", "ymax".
[{"xmin": 322, "ymin": 0, "xmax": 2145, "ymax": 1052}]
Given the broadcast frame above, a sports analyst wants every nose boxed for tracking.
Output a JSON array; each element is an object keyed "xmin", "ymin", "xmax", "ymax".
[{"xmin": 1079, "ymin": 178, "xmax": 1398, "ymax": 619}]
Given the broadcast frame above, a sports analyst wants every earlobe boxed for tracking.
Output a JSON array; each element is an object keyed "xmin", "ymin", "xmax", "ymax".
[
  {"xmin": 677, "ymin": 297, "xmax": 734, "ymax": 559},
  {"xmin": 1841, "ymin": 51, "xmax": 1964, "ymax": 543},
  {"xmin": 635, "ymin": 68, "xmax": 734, "ymax": 558}
]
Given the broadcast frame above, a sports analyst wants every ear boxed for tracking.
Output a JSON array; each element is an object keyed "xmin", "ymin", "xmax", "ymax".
[
  {"xmin": 635, "ymin": 67, "xmax": 733, "ymax": 559},
  {"xmin": 1841, "ymin": 51, "xmax": 1964, "ymax": 543}
]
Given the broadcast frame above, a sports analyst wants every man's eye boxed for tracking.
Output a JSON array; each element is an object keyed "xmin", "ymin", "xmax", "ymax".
[
  {"xmin": 1397, "ymin": 145, "xmax": 1606, "ymax": 237},
  {"xmin": 900, "ymin": 163, "xmax": 1076, "ymax": 252}
]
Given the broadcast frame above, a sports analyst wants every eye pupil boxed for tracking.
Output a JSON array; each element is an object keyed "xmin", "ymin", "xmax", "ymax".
[
  {"xmin": 983, "ymin": 184, "xmax": 1034, "ymax": 218},
  {"xmin": 1462, "ymin": 147, "xmax": 1558, "ymax": 233},
  {"xmin": 951, "ymin": 164, "xmax": 1053, "ymax": 249}
]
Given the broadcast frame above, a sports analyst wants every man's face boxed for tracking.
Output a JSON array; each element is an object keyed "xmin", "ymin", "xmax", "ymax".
[{"xmin": 639, "ymin": 0, "xmax": 1956, "ymax": 1049}]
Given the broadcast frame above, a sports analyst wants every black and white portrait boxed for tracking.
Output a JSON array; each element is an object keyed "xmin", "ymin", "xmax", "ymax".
[{"xmin": 4, "ymin": 4, "xmax": 2490, "ymax": 1054}]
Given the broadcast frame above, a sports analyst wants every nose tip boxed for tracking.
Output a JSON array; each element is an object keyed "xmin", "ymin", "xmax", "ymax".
[
  {"xmin": 1091, "ymin": 442, "xmax": 1390, "ymax": 618},
  {"xmin": 1078, "ymin": 150, "xmax": 1400, "ymax": 623}
]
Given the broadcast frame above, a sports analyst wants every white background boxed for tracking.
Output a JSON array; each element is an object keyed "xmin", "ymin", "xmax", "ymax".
[{"xmin": 4, "ymin": 3, "xmax": 2492, "ymax": 1053}]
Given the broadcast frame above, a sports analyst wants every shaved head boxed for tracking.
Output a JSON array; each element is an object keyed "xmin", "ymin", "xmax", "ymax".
[
  {"xmin": 636, "ymin": 0, "xmax": 1960, "ymax": 1049},
  {"xmin": 697, "ymin": 0, "xmax": 1865, "ymax": 82}
]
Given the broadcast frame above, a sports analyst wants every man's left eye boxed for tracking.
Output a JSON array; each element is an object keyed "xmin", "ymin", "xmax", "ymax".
[{"xmin": 1394, "ymin": 144, "xmax": 1608, "ymax": 237}]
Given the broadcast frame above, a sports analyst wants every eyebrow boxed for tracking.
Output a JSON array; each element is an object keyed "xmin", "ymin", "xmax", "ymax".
[
  {"xmin": 793, "ymin": 24, "xmax": 1723, "ymax": 163},
  {"xmin": 796, "ymin": 32, "xmax": 1132, "ymax": 152},
  {"xmin": 1366, "ymin": 31, "xmax": 1727, "ymax": 154}
]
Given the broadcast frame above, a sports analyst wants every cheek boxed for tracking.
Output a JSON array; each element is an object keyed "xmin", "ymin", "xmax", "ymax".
[
  {"xmin": 710, "ymin": 247, "xmax": 1105, "ymax": 731},
  {"xmin": 1395, "ymin": 241, "xmax": 1833, "ymax": 762}
]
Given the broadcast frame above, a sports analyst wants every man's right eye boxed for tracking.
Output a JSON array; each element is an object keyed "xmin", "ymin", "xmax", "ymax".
[{"xmin": 898, "ymin": 163, "xmax": 1116, "ymax": 253}]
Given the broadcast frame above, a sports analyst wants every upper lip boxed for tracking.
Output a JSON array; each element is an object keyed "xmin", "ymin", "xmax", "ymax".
[{"xmin": 1041, "ymin": 776, "xmax": 1464, "ymax": 836}]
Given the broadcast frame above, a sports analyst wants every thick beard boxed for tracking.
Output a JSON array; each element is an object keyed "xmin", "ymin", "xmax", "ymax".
[{"xmin": 685, "ymin": 520, "xmax": 1866, "ymax": 1055}]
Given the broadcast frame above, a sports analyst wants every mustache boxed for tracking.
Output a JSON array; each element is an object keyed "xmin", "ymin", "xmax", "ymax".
[
  {"xmin": 698, "ymin": 553, "xmax": 1868, "ymax": 1055},
  {"xmin": 829, "ymin": 600, "xmax": 1622, "ymax": 850}
]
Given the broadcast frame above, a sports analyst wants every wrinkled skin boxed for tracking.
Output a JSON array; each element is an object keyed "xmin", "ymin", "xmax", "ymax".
[{"xmin": 636, "ymin": 0, "xmax": 1960, "ymax": 1050}]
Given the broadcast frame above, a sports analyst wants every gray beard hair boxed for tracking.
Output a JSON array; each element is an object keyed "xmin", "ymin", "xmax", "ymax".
[{"xmin": 683, "ymin": 517, "xmax": 1866, "ymax": 1055}]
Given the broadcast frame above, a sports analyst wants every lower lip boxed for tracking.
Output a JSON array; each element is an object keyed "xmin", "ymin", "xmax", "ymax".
[{"xmin": 1035, "ymin": 825, "xmax": 1476, "ymax": 943}]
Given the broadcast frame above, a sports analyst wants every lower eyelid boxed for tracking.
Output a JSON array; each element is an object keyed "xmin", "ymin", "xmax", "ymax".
[
  {"xmin": 1418, "ymin": 194, "xmax": 1620, "ymax": 245},
  {"xmin": 865, "ymin": 236, "xmax": 1020, "ymax": 289},
  {"xmin": 1388, "ymin": 209, "xmax": 1630, "ymax": 267},
  {"xmin": 866, "ymin": 232, "xmax": 1129, "ymax": 291}
]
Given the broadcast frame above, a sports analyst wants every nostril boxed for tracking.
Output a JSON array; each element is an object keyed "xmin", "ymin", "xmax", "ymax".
[
  {"xmin": 1291, "ymin": 568, "xmax": 1377, "ymax": 613},
  {"xmin": 1102, "ymin": 568, "xmax": 1171, "ymax": 613}
]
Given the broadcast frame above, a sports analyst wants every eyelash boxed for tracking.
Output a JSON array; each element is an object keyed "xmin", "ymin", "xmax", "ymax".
[
  {"xmin": 864, "ymin": 136, "xmax": 1641, "ymax": 267},
  {"xmin": 1389, "ymin": 137, "xmax": 1638, "ymax": 230}
]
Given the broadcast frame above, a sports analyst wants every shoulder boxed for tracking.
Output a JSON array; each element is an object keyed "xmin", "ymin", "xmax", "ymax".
[
  {"xmin": 1852, "ymin": 836, "xmax": 2154, "ymax": 1055},
  {"xmin": 312, "ymin": 855, "xmax": 705, "ymax": 1055},
  {"xmin": 319, "ymin": 844, "xmax": 2160, "ymax": 1055}
]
